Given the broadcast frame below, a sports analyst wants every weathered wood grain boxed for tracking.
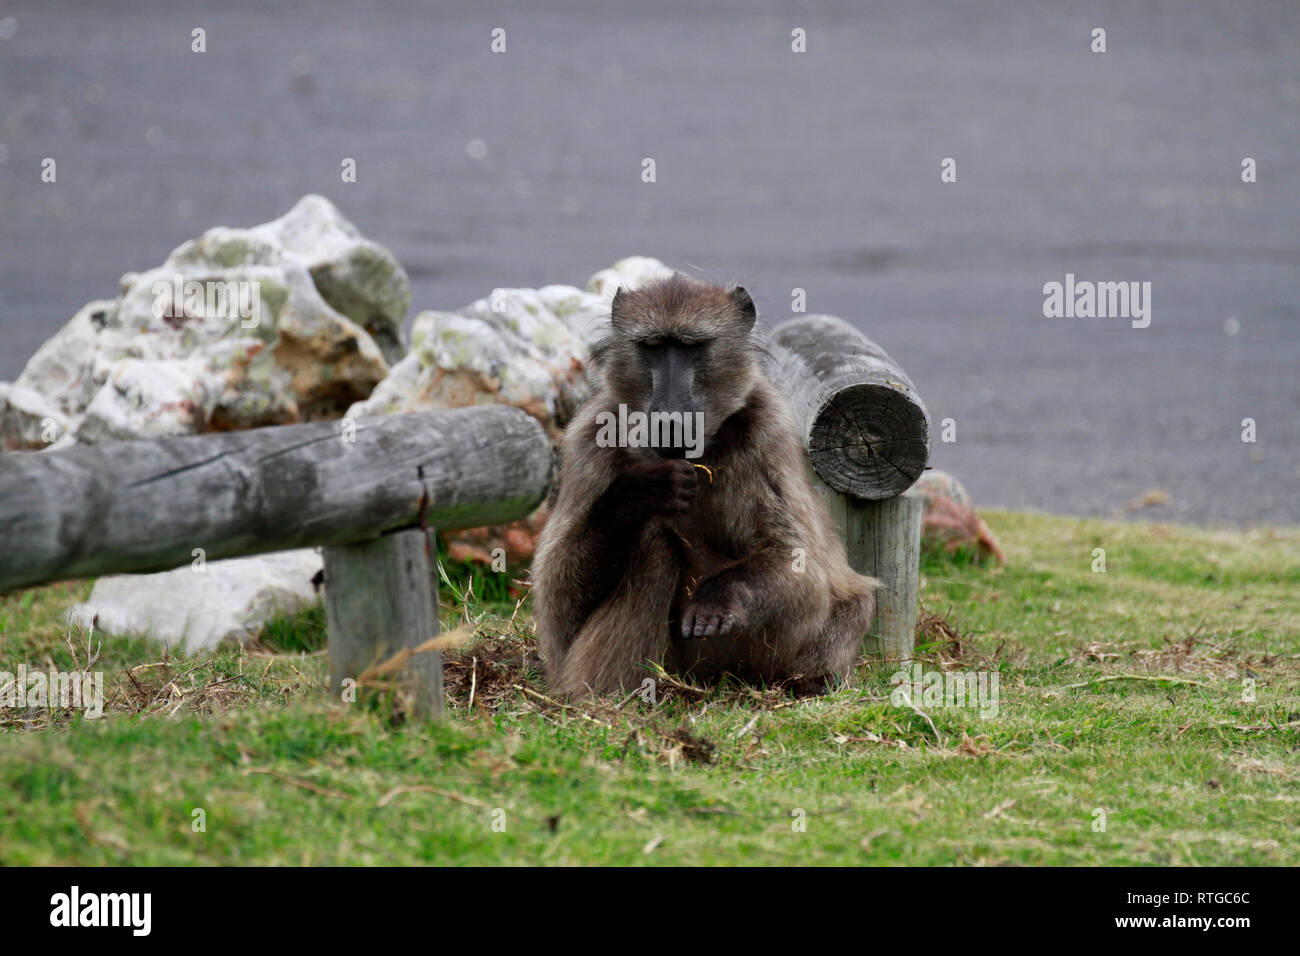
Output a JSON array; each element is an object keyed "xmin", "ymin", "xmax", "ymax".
[
  {"xmin": 324, "ymin": 528, "xmax": 444, "ymax": 719},
  {"xmin": 767, "ymin": 314, "xmax": 930, "ymax": 500},
  {"xmin": 0, "ymin": 406, "xmax": 552, "ymax": 592},
  {"xmin": 813, "ymin": 471, "xmax": 923, "ymax": 661}
]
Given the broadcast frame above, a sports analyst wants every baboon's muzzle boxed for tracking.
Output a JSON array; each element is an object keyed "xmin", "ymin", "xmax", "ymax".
[{"xmin": 648, "ymin": 344, "xmax": 699, "ymax": 459}]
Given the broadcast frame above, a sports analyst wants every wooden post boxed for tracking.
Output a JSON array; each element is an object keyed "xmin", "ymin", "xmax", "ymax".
[
  {"xmin": 814, "ymin": 473, "xmax": 922, "ymax": 662},
  {"xmin": 323, "ymin": 528, "xmax": 444, "ymax": 719}
]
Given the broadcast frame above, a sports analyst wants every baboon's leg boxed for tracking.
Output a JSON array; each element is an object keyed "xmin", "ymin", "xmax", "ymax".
[
  {"xmin": 552, "ymin": 526, "xmax": 683, "ymax": 698},
  {"xmin": 788, "ymin": 590, "xmax": 876, "ymax": 694},
  {"xmin": 673, "ymin": 554, "xmax": 825, "ymax": 682},
  {"xmin": 676, "ymin": 587, "xmax": 874, "ymax": 693}
]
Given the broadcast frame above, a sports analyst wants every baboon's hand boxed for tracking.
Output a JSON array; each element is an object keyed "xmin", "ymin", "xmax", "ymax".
[
  {"xmin": 681, "ymin": 573, "xmax": 751, "ymax": 639},
  {"xmin": 625, "ymin": 457, "xmax": 699, "ymax": 518}
]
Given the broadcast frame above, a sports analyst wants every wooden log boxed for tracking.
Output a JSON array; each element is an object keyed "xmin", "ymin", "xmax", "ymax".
[
  {"xmin": 0, "ymin": 405, "xmax": 552, "ymax": 592},
  {"xmin": 324, "ymin": 528, "xmax": 444, "ymax": 720},
  {"xmin": 767, "ymin": 314, "xmax": 930, "ymax": 500},
  {"xmin": 813, "ymin": 473, "xmax": 923, "ymax": 661}
]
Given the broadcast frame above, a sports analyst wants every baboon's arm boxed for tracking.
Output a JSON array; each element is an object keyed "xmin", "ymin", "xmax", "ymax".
[{"xmin": 532, "ymin": 411, "xmax": 696, "ymax": 656}]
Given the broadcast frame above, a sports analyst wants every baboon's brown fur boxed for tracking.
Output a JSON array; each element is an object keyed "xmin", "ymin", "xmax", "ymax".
[{"xmin": 532, "ymin": 274, "xmax": 877, "ymax": 698}]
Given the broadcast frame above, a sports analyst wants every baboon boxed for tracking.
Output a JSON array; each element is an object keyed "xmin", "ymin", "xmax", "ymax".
[{"xmin": 531, "ymin": 275, "xmax": 877, "ymax": 698}]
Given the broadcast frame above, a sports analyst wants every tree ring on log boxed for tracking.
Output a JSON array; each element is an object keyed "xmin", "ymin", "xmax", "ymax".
[{"xmin": 808, "ymin": 382, "xmax": 930, "ymax": 499}]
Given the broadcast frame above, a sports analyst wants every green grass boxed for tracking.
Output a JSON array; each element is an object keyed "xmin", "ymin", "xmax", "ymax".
[{"xmin": 0, "ymin": 511, "xmax": 1296, "ymax": 865}]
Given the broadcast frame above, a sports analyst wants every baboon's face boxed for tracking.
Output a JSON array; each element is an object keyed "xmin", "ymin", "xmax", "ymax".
[{"xmin": 603, "ymin": 276, "xmax": 758, "ymax": 458}]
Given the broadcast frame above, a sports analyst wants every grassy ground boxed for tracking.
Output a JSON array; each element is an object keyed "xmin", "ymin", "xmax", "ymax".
[{"xmin": 0, "ymin": 511, "xmax": 1296, "ymax": 865}]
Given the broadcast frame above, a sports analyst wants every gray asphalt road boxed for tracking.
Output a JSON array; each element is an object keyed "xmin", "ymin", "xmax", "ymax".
[{"xmin": 1, "ymin": 0, "xmax": 1296, "ymax": 526}]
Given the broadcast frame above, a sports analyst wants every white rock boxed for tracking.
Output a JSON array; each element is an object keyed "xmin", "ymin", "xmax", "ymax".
[
  {"xmin": 75, "ymin": 358, "xmax": 216, "ymax": 444},
  {"xmin": 347, "ymin": 285, "xmax": 606, "ymax": 437},
  {"xmin": 2, "ymin": 196, "xmax": 401, "ymax": 449},
  {"xmin": 10, "ymin": 300, "xmax": 115, "ymax": 421},
  {"xmin": 70, "ymin": 550, "xmax": 323, "ymax": 654},
  {"xmin": 169, "ymin": 193, "xmax": 410, "ymax": 364},
  {"xmin": 585, "ymin": 255, "xmax": 674, "ymax": 298},
  {"xmin": 0, "ymin": 381, "xmax": 70, "ymax": 449},
  {"xmin": 346, "ymin": 259, "xmax": 674, "ymax": 436},
  {"xmin": 536, "ymin": 283, "xmax": 613, "ymax": 343}
]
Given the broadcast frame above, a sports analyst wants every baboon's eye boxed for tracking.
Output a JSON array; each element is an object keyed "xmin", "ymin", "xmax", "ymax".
[{"xmin": 640, "ymin": 338, "xmax": 666, "ymax": 349}]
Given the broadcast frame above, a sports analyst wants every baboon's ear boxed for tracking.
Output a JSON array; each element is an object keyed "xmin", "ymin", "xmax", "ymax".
[
  {"xmin": 730, "ymin": 286, "xmax": 757, "ymax": 327},
  {"xmin": 610, "ymin": 286, "xmax": 630, "ymax": 330}
]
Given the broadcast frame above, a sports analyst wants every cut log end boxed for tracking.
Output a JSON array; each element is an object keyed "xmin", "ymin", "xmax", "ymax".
[
  {"xmin": 766, "ymin": 314, "xmax": 930, "ymax": 498},
  {"xmin": 807, "ymin": 382, "xmax": 930, "ymax": 498}
]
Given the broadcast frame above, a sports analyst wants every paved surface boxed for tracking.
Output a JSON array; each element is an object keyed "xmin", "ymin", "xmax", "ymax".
[{"xmin": 1, "ymin": 0, "xmax": 1296, "ymax": 525}]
